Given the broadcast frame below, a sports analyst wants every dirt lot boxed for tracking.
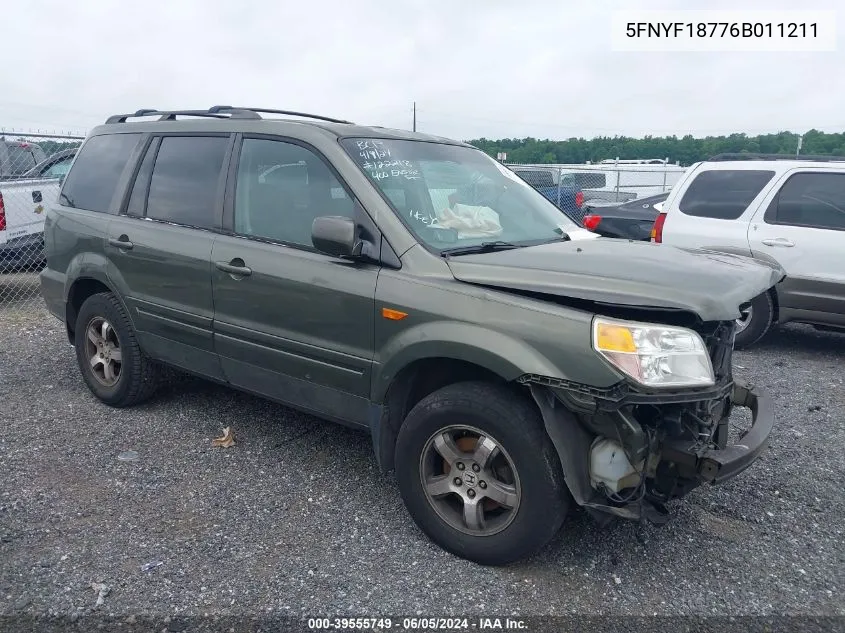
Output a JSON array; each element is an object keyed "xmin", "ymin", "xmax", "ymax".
[{"xmin": 1, "ymin": 303, "xmax": 843, "ymax": 626}]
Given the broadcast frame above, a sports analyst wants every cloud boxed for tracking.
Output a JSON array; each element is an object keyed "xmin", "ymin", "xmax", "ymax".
[{"xmin": 2, "ymin": 0, "xmax": 842, "ymax": 140}]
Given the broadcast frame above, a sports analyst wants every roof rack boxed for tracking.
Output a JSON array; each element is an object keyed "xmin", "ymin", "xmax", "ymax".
[
  {"xmin": 208, "ymin": 105, "xmax": 353, "ymax": 124},
  {"xmin": 707, "ymin": 152, "xmax": 845, "ymax": 163},
  {"xmin": 105, "ymin": 108, "xmax": 257, "ymax": 124},
  {"xmin": 105, "ymin": 106, "xmax": 353, "ymax": 125}
]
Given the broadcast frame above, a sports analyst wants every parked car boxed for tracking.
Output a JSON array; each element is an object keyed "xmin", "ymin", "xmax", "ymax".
[
  {"xmin": 653, "ymin": 153, "xmax": 845, "ymax": 348},
  {"xmin": 21, "ymin": 147, "xmax": 77, "ymax": 180},
  {"xmin": 0, "ymin": 149, "xmax": 77, "ymax": 270},
  {"xmin": 0, "ymin": 139, "xmax": 47, "ymax": 179},
  {"xmin": 510, "ymin": 164, "xmax": 684, "ymax": 221},
  {"xmin": 41, "ymin": 107, "xmax": 781, "ymax": 565},
  {"xmin": 508, "ymin": 166, "xmax": 586, "ymax": 218},
  {"xmin": 581, "ymin": 192, "xmax": 669, "ymax": 240}
]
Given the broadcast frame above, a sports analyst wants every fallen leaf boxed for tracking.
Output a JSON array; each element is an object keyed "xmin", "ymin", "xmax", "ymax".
[
  {"xmin": 211, "ymin": 427, "xmax": 235, "ymax": 448},
  {"xmin": 91, "ymin": 582, "xmax": 110, "ymax": 606}
]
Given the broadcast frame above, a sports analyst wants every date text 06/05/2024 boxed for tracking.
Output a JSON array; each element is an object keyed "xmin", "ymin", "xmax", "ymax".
[{"xmin": 306, "ymin": 617, "xmax": 528, "ymax": 630}]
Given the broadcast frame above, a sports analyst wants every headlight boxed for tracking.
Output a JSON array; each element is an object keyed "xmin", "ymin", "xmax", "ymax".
[{"xmin": 592, "ymin": 317, "xmax": 715, "ymax": 388}]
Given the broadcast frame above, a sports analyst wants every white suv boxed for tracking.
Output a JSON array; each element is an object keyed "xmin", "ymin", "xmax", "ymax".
[{"xmin": 652, "ymin": 153, "xmax": 845, "ymax": 347}]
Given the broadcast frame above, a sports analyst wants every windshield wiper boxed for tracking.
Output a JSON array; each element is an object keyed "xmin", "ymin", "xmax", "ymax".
[
  {"xmin": 441, "ymin": 241, "xmax": 522, "ymax": 257},
  {"xmin": 59, "ymin": 192, "xmax": 75, "ymax": 208},
  {"xmin": 535, "ymin": 232, "xmax": 572, "ymax": 245}
]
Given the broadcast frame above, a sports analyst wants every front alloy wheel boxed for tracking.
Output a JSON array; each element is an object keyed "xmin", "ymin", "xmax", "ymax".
[
  {"xmin": 394, "ymin": 381, "xmax": 569, "ymax": 566},
  {"xmin": 420, "ymin": 426, "xmax": 521, "ymax": 536}
]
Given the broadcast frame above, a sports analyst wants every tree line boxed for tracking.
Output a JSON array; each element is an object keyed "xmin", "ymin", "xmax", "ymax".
[
  {"xmin": 37, "ymin": 140, "xmax": 82, "ymax": 156},
  {"xmin": 22, "ymin": 131, "xmax": 845, "ymax": 167},
  {"xmin": 468, "ymin": 129, "xmax": 845, "ymax": 166}
]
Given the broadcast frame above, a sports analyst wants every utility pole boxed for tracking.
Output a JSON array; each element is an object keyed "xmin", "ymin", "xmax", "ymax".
[
  {"xmin": 796, "ymin": 133, "xmax": 803, "ymax": 156},
  {"xmin": 412, "ymin": 101, "xmax": 416, "ymax": 132}
]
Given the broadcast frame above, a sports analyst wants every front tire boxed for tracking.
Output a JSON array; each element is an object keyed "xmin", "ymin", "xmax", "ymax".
[
  {"xmin": 394, "ymin": 381, "xmax": 569, "ymax": 565},
  {"xmin": 74, "ymin": 292, "xmax": 161, "ymax": 407},
  {"xmin": 734, "ymin": 291, "xmax": 774, "ymax": 349}
]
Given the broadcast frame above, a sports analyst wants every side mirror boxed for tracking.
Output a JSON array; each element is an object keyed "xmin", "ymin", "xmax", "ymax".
[{"xmin": 312, "ymin": 216, "xmax": 363, "ymax": 258}]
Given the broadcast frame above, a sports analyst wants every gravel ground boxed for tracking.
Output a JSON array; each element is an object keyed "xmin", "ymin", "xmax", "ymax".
[{"xmin": 1, "ymin": 305, "xmax": 843, "ymax": 625}]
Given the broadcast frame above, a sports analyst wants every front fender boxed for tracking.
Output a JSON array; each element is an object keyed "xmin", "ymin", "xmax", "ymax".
[{"xmin": 372, "ymin": 320, "xmax": 562, "ymax": 403}]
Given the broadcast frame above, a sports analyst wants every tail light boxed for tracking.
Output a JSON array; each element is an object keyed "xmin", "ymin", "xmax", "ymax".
[
  {"xmin": 575, "ymin": 191, "xmax": 585, "ymax": 208},
  {"xmin": 651, "ymin": 212, "xmax": 667, "ymax": 243},
  {"xmin": 0, "ymin": 193, "xmax": 6, "ymax": 231},
  {"xmin": 582, "ymin": 214, "xmax": 601, "ymax": 231}
]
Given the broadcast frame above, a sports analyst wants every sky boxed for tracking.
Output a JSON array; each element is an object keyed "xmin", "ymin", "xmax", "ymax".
[{"xmin": 2, "ymin": 0, "xmax": 842, "ymax": 141}]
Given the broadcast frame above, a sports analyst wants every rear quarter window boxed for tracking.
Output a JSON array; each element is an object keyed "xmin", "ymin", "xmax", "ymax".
[
  {"xmin": 679, "ymin": 169, "xmax": 775, "ymax": 220},
  {"xmin": 60, "ymin": 133, "xmax": 143, "ymax": 212}
]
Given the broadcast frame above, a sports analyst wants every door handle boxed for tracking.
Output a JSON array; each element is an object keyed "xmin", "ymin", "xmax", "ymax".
[
  {"xmin": 761, "ymin": 238, "xmax": 795, "ymax": 247},
  {"xmin": 215, "ymin": 260, "xmax": 252, "ymax": 277},
  {"xmin": 108, "ymin": 237, "xmax": 134, "ymax": 250}
]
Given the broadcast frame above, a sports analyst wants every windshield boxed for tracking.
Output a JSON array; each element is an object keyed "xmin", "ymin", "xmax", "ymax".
[{"xmin": 340, "ymin": 138, "xmax": 581, "ymax": 252}]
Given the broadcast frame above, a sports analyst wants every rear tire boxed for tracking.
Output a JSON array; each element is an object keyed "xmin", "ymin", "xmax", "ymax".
[
  {"xmin": 74, "ymin": 292, "xmax": 161, "ymax": 407},
  {"xmin": 734, "ymin": 291, "xmax": 774, "ymax": 349},
  {"xmin": 394, "ymin": 381, "xmax": 569, "ymax": 565}
]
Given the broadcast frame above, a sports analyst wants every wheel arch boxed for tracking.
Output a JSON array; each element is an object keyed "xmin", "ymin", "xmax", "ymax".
[
  {"xmin": 370, "ymin": 355, "xmax": 539, "ymax": 473},
  {"xmin": 65, "ymin": 275, "xmax": 124, "ymax": 344}
]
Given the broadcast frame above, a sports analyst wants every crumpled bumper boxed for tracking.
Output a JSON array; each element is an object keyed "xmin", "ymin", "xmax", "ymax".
[{"xmin": 662, "ymin": 380, "xmax": 774, "ymax": 485}]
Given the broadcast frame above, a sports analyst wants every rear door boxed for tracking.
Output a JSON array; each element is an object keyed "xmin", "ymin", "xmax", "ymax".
[
  {"xmin": 660, "ymin": 166, "xmax": 778, "ymax": 255},
  {"xmin": 105, "ymin": 133, "xmax": 233, "ymax": 379},
  {"xmin": 748, "ymin": 169, "xmax": 845, "ymax": 325},
  {"xmin": 211, "ymin": 134, "xmax": 379, "ymax": 426}
]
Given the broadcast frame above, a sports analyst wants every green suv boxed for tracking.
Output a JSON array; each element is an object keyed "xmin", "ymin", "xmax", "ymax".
[{"xmin": 40, "ymin": 106, "xmax": 782, "ymax": 565}]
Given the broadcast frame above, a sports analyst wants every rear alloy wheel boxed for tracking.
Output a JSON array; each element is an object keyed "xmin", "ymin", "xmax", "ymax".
[
  {"xmin": 395, "ymin": 381, "xmax": 569, "ymax": 565},
  {"xmin": 84, "ymin": 316, "xmax": 123, "ymax": 386},
  {"xmin": 74, "ymin": 292, "xmax": 162, "ymax": 407},
  {"xmin": 733, "ymin": 291, "xmax": 774, "ymax": 349}
]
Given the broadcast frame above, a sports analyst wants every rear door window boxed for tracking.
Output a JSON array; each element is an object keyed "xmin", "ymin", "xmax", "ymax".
[
  {"xmin": 765, "ymin": 172, "xmax": 845, "ymax": 231},
  {"xmin": 679, "ymin": 169, "xmax": 775, "ymax": 220},
  {"xmin": 59, "ymin": 133, "xmax": 143, "ymax": 212},
  {"xmin": 145, "ymin": 136, "xmax": 229, "ymax": 230}
]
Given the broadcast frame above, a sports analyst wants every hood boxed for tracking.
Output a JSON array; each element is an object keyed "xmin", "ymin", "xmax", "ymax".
[{"xmin": 445, "ymin": 239, "xmax": 785, "ymax": 322}]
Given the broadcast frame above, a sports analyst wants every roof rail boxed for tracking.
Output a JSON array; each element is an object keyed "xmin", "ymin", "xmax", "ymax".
[
  {"xmin": 208, "ymin": 105, "xmax": 354, "ymax": 124},
  {"xmin": 105, "ymin": 108, "xmax": 261, "ymax": 124},
  {"xmin": 707, "ymin": 152, "xmax": 845, "ymax": 163},
  {"xmin": 105, "ymin": 106, "xmax": 353, "ymax": 125}
]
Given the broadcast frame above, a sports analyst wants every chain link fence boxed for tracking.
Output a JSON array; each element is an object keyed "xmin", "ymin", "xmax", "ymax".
[
  {"xmin": 504, "ymin": 161, "xmax": 688, "ymax": 222},
  {"xmin": 0, "ymin": 132, "xmax": 84, "ymax": 312},
  {"xmin": 0, "ymin": 127, "xmax": 689, "ymax": 311}
]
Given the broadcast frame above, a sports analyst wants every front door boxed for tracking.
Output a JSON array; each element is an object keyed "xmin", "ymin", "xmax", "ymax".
[
  {"xmin": 211, "ymin": 135, "xmax": 379, "ymax": 426},
  {"xmin": 748, "ymin": 169, "xmax": 845, "ymax": 326},
  {"xmin": 105, "ymin": 134, "xmax": 232, "ymax": 379}
]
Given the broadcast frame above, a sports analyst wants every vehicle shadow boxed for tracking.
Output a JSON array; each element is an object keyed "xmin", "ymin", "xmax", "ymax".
[
  {"xmin": 752, "ymin": 323, "xmax": 845, "ymax": 355},
  {"xmin": 147, "ymin": 374, "xmax": 709, "ymax": 571}
]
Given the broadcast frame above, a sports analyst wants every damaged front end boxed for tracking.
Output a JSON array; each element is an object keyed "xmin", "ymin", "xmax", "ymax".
[{"xmin": 519, "ymin": 319, "xmax": 775, "ymax": 525}]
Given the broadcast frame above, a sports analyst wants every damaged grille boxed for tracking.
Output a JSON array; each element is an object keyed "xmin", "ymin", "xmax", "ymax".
[{"xmin": 693, "ymin": 320, "xmax": 736, "ymax": 386}]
